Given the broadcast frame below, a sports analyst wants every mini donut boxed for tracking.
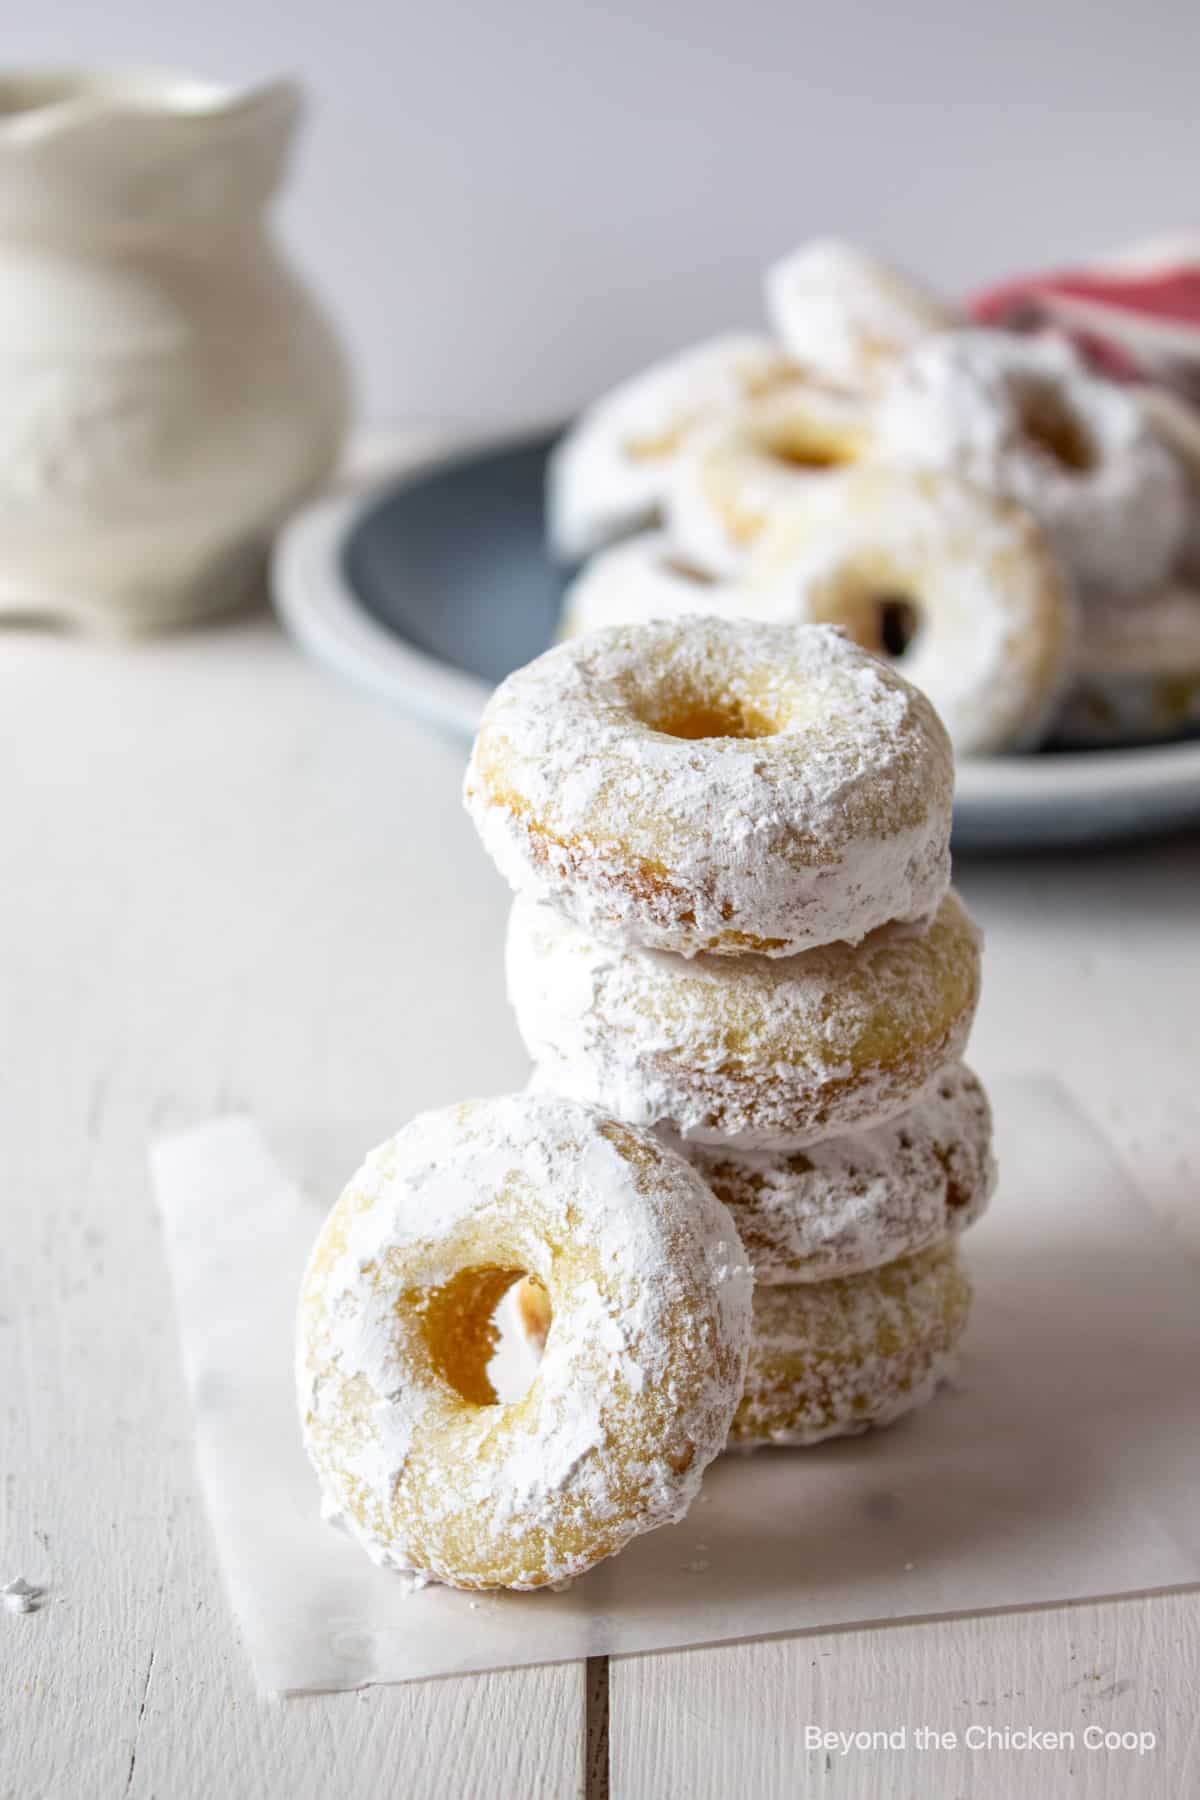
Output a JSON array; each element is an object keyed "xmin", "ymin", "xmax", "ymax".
[
  {"xmin": 873, "ymin": 329, "xmax": 1188, "ymax": 600},
  {"xmin": 546, "ymin": 333, "xmax": 801, "ymax": 562},
  {"xmin": 740, "ymin": 464, "xmax": 1077, "ymax": 753},
  {"xmin": 1053, "ymin": 582, "xmax": 1200, "ymax": 746},
  {"xmin": 296, "ymin": 1093, "xmax": 752, "ymax": 1590},
  {"xmin": 764, "ymin": 238, "xmax": 960, "ymax": 391},
  {"xmin": 465, "ymin": 618, "xmax": 954, "ymax": 960},
  {"xmin": 730, "ymin": 1242, "xmax": 972, "ymax": 1449},
  {"xmin": 557, "ymin": 530, "xmax": 736, "ymax": 641},
  {"xmin": 508, "ymin": 889, "xmax": 982, "ymax": 1149},
  {"xmin": 679, "ymin": 1063, "xmax": 995, "ymax": 1284},
  {"xmin": 665, "ymin": 386, "xmax": 874, "ymax": 578}
]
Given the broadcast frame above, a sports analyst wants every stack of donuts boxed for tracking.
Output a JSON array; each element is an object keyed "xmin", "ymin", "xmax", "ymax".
[
  {"xmin": 466, "ymin": 614, "xmax": 994, "ymax": 1450},
  {"xmin": 295, "ymin": 615, "xmax": 992, "ymax": 1592},
  {"xmin": 550, "ymin": 238, "xmax": 1200, "ymax": 754}
]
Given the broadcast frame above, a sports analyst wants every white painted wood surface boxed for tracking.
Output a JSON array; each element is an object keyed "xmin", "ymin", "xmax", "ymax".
[
  {"xmin": 3, "ymin": 537, "xmax": 1199, "ymax": 1795},
  {"xmin": 0, "ymin": 624, "xmax": 584, "ymax": 1800},
  {"xmin": 612, "ymin": 1595, "xmax": 1200, "ymax": 1798}
]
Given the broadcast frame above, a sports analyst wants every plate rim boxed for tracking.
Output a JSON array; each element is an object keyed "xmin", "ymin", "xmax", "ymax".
[{"xmin": 272, "ymin": 486, "xmax": 493, "ymax": 736}]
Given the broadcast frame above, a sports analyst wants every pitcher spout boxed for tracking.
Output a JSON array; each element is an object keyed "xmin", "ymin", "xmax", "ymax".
[{"xmin": 0, "ymin": 68, "xmax": 303, "ymax": 232}]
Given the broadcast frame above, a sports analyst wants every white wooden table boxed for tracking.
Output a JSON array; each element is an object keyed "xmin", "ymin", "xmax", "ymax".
[{"xmin": 3, "ymin": 600, "xmax": 1199, "ymax": 1799}]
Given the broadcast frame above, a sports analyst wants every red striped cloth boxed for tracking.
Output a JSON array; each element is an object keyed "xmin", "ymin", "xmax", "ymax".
[{"xmin": 969, "ymin": 234, "xmax": 1200, "ymax": 400}]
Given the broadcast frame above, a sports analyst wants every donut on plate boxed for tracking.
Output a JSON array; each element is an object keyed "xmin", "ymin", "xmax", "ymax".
[
  {"xmin": 680, "ymin": 1062, "xmax": 995, "ymax": 1284},
  {"xmin": 764, "ymin": 238, "xmax": 960, "ymax": 391},
  {"xmin": 740, "ymin": 464, "xmax": 1077, "ymax": 753},
  {"xmin": 1054, "ymin": 582, "xmax": 1200, "ymax": 746},
  {"xmin": 508, "ymin": 889, "xmax": 982, "ymax": 1149},
  {"xmin": 465, "ymin": 618, "xmax": 953, "ymax": 960},
  {"xmin": 296, "ymin": 1093, "xmax": 752, "ymax": 1590},
  {"xmin": 557, "ymin": 530, "xmax": 736, "ymax": 641},
  {"xmin": 546, "ymin": 333, "xmax": 800, "ymax": 562},
  {"xmin": 664, "ymin": 385, "xmax": 874, "ymax": 578},
  {"xmin": 873, "ymin": 329, "xmax": 1188, "ymax": 599},
  {"xmin": 730, "ymin": 1241, "xmax": 972, "ymax": 1449}
]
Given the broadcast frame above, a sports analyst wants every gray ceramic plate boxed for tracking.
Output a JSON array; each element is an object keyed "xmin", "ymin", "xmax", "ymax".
[{"xmin": 272, "ymin": 434, "xmax": 1200, "ymax": 851}]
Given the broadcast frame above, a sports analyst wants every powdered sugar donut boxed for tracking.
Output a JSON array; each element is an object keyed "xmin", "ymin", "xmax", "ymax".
[
  {"xmin": 874, "ymin": 330, "xmax": 1188, "ymax": 599},
  {"xmin": 665, "ymin": 386, "xmax": 874, "ymax": 578},
  {"xmin": 740, "ymin": 465, "xmax": 1076, "ymax": 753},
  {"xmin": 730, "ymin": 1242, "xmax": 971, "ymax": 1449},
  {"xmin": 764, "ymin": 238, "xmax": 960, "ymax": 391},
  {"xmin": 297, "ymin": 1093, "xmax": 752, "ymax": 1590},
  {"xmin": 547, "ymin": 333, "xmax": 800, "ymax": 562},
  {"xmin": 465, "ymin": 619, "xmax": 953, "ymax": 960},
  {"xmin": 681, "ymin": 1063, "xmax": 995, "ymax": 1285},
  {"xmin": 509, "ymin": 890, "xmax": 982, "ymax": 1150},
  {"xmin": 557, "ymin": 530, "xmax": 736, "ymax": 640},
  {"xmin": 1054, "ymin": 582, "xmax": 1200, "ymax": 746}
]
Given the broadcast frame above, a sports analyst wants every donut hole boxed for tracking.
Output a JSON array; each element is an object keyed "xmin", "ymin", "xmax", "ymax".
[
  {"xmin": 770, "ymin": 440, "xmax": 847, "ymax": 472},
  {"xmin": 1016, "ymin": 381, "xmax": 1095, "ymax": 473},
  {"xmin": 876, "ymin": 594, "xmax": 921, "ymax": 659},
  {"xmin": 812, "ymin": 577, "xmax": 923, "ymax": 663},
  {"xmin": 639, "ymin": 685, "xmax": 780, "ymax": 741},
  {"xmin": 511, "ymin": 1275, "xmax": 553, "ymax": 1353},
  {"xmin": 490, "ymin": 1276, "xmax": 553, "ymax": 1401},
  {"xmin": 415, "ymin": 1264, "xmax": 549, "ymax": 1407},
  {"xmin": 759, "ymin": 417, "xmax": 861, "ymax": 472}
]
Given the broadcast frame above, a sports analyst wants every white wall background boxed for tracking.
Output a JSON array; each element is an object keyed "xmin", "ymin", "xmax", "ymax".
[{"xmin": 9, "ymin": 1, "xmax": 1199, "ymax": 425}]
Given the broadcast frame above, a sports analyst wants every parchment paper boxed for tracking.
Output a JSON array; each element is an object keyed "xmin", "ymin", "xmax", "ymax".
[{"xmin": 150, "ymin": 1075, "xmax": 1200, "ymax": 1694}]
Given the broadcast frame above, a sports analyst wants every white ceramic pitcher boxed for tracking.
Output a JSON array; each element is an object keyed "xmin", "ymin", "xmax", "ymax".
[{"xmin": 0, "ymin": 68, "xmax": 350, "ymax": 631}]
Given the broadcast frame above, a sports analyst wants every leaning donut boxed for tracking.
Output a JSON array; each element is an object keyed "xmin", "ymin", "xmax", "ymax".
[
  {"xmin": 874, "ymin": 329, "xmax": 1187, "ymax": 600},
  {"xmin": 741, "ymin": 464, "xmax": 1077, "ymax": 753},
  {"xmin": 507, "ymin": 890, "xmax": 982, "ymax": 1149},
  {"xmin": 665, "ymin": 385, "xmax": 874, "ymax": 578},
  {"xmin": 465, "ymin": 618, "xmax": 953, "ymax": 960},
  {"xmin": 296, "ymin": 1093, "xmax": 752, "ymax": 1590},
  {"xmin": 681, "ymin": 1063, "xmax": 995, "ymax": 1284},
  {"xmin": 730, "ymin": 1242, "xmax": 972, "ymax": 1449},
  {"xmin": 546, "ymin": 333, "xmax": 800, "ymax": 562},
  {"xmin": 764, "ymin": 238, "xmax": 960, "ymax": 391},
  {"xmin": 557, "ymin": 530, "xmax": 736, "ymax": 640}
]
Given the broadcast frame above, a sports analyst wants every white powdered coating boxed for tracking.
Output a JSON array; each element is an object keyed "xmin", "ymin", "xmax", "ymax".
[
  {"xmin": 465, "ymin": 619, "xmax": 954, "ymax": 961},
  {"xmin": 1054, "ymin": 582, "xmax": 1200, "ymax": 745},
  {"xmin": 558, "ymin": 531, "xmax": 738, "ymax": 640},
  {"xmin": 730, "ymin": 1242, "xmax": 972, "ymax": 1450},
  {"xmin": 874, "ymin": 330, "xmax": 1188, "ymax": 600},
  {"xmin": 296, "ymin": 1093, "xmax": 753, "ymax": 1590},
  {"xmin": 546, "ymin": 333, "xmax": 799, "ymax": 562},
  {"xmin": 740, "ymin": 464, "xmax": 1077, "ymax": 754},
  {"xmin": 509, "ymin": 891, "xmax": 982, "ymax": 1150},
  {"xmin": 764, "ymin": 238, "xmax": 960, "ymax": 391},
  {"xmin": 675, "ymin": 1063, "xmax": 995, "ymax": 1284},
  {"xmin": 664, "ymin": 385, "xmax": 873, "ymax": 579}
]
